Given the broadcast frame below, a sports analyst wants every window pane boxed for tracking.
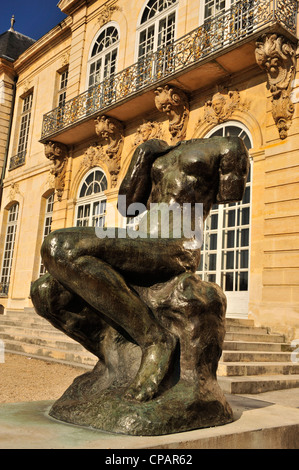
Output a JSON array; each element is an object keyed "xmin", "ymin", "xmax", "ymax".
[
  {"xmin": 240, "ymin": 272, "xmax": 248, "ymax": 290},
  {"xmin": 211, "ymin": 213, "xmax": 218, "ymax": 230},
  {"xmin": 227, "ymin": 210, "xmax": 235, "ymax": 227},
  {"xmin": 209, "ymin": 253, "xmax": 216, "ymax": 271},
  {"xmin": 241, "ymin": 228, "xmax": 249, "ymax": 247},
  {"xmin": 225, "ymin": 272, "xmax": 234, "ymax": 291},
  {"xmin": 240, "ymin": 250, "xmax": 249, "ymax": 269},
  {"xmin": 242, "ymin": 207, "xmax": 250, "ymax": 225}
]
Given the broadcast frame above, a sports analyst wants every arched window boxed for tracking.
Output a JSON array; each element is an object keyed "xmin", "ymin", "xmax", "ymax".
[
  {"xmin": 198, "ymin": 122, "xmax": 253, "ymax": 315},
  {"xmin": 75, "ymin": 168, "xmax": 108, "ymax": 227},
  {"xmin": 88, "ymin": 25, "xmax": 120, "ymax": 88},
  {"xmin": 39, "ymin": 192, "xmax": 54, "ymax": 277},
  {"xmin": 137, "ymin": 0, "xmax": 177, "ymax": 65},
  {"xmin": 0, "ymin": 203, "xmax": 19, "ymax": 295}
]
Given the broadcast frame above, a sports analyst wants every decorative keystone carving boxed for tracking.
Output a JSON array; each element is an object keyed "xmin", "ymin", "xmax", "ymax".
[
  {"xmin": 44, "ymin": 141, "xmax": 68, "ymax": 202},
  {"xmin": 255, "ymin": 33, "xmax": 296, "ymax": 139},
  {"xmin": 9, "ymin": 182, "xmax": 20, "ymax": 201},
  {"xmin": 154, "ymin": 85, "xmax": 189, "ymax": 143},
  {"xmin": 202, "ymin": 90, "xmax": 250, "ymax": 125},
  {"xmin": 133, "ymin": 121, "xmax": 163, "ymax": 147},
  {"xmin": 98, "ymin": 1, "xmax": 120, "ymax": 28},
  {"xmin": 93, "ymin": 115, "xmax": 124, "ymax": 187}
]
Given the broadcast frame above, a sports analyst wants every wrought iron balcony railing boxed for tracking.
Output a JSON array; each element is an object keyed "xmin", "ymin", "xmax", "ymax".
[
  {"xmin": 41, "ymin": 0, "xmax": 297, "ymax": 140},
  {"xmin": 9, "ymin": 150, "xmax": 26, "ymax": 170},
  {"xmin": 0, "ymin": 283, "xmax": 9, "ymax": 296}
]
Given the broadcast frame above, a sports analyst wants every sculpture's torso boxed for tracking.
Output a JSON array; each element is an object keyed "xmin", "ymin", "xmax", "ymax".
[{"xmin": 147, "ymin": 140, "xmax": 220, "ymax": 221}]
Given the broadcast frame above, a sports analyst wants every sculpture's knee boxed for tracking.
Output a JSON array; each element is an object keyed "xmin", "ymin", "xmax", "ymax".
[
  {"xmin": 30, "ymin": 273, "xmax": 52, "ymax": 319},
  {"xmin": 41, "ymin": 229, "xmax": 76, "ymax": 273}
]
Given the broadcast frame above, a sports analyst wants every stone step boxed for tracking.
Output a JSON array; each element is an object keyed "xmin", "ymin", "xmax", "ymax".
[
  {"xmin": 222, "ymin": 340, "xmax": 291, "ymax": 352},
  {"xmin": 225, "ymin": 318, "xmax": 255, "ymax": 327},
  {"xmin": 0, "ymin": 324, "xmax": 74, "ymax": 340},
  {"xmin": 3, "ymin": 339, "xmax": 97, "ymax": 368},
  {"xmin": 221, "ymin": 350, "xmax": 294, "ymax": 363},
  {"xmin": 218, "ymin": 361, "xmax": 299, "ymax": 377},
  {"xmin": 224, "ymin": 331, "xmax": 285, "ymax": 343},
  {"xmin": 0, "ymin": 332, "xmax": 84, "ymax": 351},
  {"xmin": 225, "ymin": 325, "xmax": 269, "ymax": 335},
  {"xmin": 0, "ymin": 317, "xmax": 55, "ymax": 331},
  {"xmin": 218, "ymin": 374, "xmax": 299, "ymax": 394}
]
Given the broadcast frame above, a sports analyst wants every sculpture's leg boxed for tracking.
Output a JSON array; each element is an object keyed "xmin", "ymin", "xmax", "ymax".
[
  {"xmin": 30, "ymin": 273, "xmax": 114, "ymax": 359},
  {"xmin": 41, "ymin": 229, "xmax": 177, "ymax": 401}
]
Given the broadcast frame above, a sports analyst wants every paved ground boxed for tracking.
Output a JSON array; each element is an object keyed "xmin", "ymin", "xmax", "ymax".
[
  {"xmin": 0, "ymin": 353, "xmax": 299, "ymax": 449},
  {"xmin": 0, "ymin": 353, "xmax": 88, "ymax": 403}
]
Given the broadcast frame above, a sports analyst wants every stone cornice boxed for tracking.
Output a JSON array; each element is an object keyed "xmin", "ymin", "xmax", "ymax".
[
  {"xmin": 58, "ymin": 0, "xmax": 88, "ymax": 15},
  {"xmin": 13, "ymin": 17, "xmax": 72, "ymax": 73},
  {"xmin": 0, "ymin": 58, "xmax": 16, "ymax": 77}
]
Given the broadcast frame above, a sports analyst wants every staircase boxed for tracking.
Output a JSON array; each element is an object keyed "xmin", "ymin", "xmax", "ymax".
[
  {"xmin": 0, "ymin": 308, "xmax": 97, "ymax": 369},
  {"xmin": 218, "ymin": 318, "xmax": 299, "ymax": 394},
  {"xmin": 0, "ymin": 310, "xmax": 299, "ymax": 394}
]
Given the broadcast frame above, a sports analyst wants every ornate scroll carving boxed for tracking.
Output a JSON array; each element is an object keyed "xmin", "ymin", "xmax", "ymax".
[
  {"xmin": 154, "ymin": 85, "xmax": 189, "ymax": 143},
  {"xmin": 98, "ymin": 1, "xmax": 120, "ymax": 28},
  {"xmin": 202, "ymin": 90, "xmax": 250, "ymax": 125},
  {"xmin": 92, "ymin": 115, "xmax": 124, "ymax": 187},
  {"xmin": 133, "ymin": 121, "xmax": 163, "ymax": 147},
  {"xmin": 255, "ymin": 33, "xmax": 296, "ymax": 139},
  {"xmin": 9, "ymin": 182, "xmax": 20, "ymax": 201},
  {"xmin": 44, "ymin": 141, "xmax": 68, "ymax": 202}
]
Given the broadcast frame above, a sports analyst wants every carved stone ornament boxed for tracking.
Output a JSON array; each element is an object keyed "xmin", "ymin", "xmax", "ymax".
[
  {"xmin": 255, "ymin": 33, "xmax": 296, "ymax": 139},
  {"xmin": 154, "ymin": 85, "xmax": 189, "ymax": 143},
  {"xmin": 60, "ymin": 52, "xmax": 70, "ymax": 68},
  {"xmin": 202, "ymin": 90, "xmax": 250, "ymax": 125},
  {"xmin": 133, "ymin": 121, "xmax": 163, "ymax": 147},
  {"xmin": 98, "ymin": 1, "xmax": 120, "ymax": 28},
  {"xmin": 93, "ymin": 115, "xmax": 124, "ymax": 187},
  {"xmin": 44, "ymin": 141, "xmax": 68, "ymax": 202},
  {"xmin": 9, "ymin": 182, "xmax": 20, "ymax": 201}
]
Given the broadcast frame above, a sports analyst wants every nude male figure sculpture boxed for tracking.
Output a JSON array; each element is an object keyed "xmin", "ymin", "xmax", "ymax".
[{"xmin": 31, "ymin": 137, "xmax": 249, "ymax": 407}]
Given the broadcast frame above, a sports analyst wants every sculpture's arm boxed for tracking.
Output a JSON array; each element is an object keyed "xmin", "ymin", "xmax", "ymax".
[
  {"xmin": 216, "ymin": 138, "xmax": 250, "ymax": 204},
  {"xmin": 118, "ymin": 139, "xmax": 175, "ymax": 217}
]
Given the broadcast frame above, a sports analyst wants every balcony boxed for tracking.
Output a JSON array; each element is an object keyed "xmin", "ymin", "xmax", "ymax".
[
  {"xmin": 0, "ymin": 283, "xmax": 9, "ymax": 297},
  {"xmin": 40, "ymin": 0, "xmax": 297, "ymax": 144},
  {"xmin": 9, "ymin": 151, "xmax": 26, "ymax": 171}
]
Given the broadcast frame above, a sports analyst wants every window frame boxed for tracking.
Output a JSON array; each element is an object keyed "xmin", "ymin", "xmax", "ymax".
[
  {"xmin": 75, "ymin": 168, "xmax": 108, "ymax": 228},
  {"xmin": 199, "ymin": 0, "xmax": 235, "ymax": 25},
  {"xmin": 0, "ymin": 203, "xmax": 19, "ymax": 296},
  {"xmin": 57, "ymin": 68, "xmax": 69, "ymax": 108},
  {"xmin": 86, "ymin": 22, "xmax": 120, "ymax": 90},
  {"xmin": 135, "ymin": 0, "xmax": 178, "ymax": 63},
  {"xmin": 197, "ymin": 121, "xmax": 253, "ymax": 314},
  {"xmin": 39, "ymin": 192, "xmax": 54, "ymax": 277},
  {"xmin": 16, "ymin": 92, "xmax": 33, "ymax": 160}
]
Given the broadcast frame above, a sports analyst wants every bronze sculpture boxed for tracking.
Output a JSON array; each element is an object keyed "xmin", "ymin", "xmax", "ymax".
[{"xmin": 31, "ymin": 137, "xmax": 249, "ymax": 435}]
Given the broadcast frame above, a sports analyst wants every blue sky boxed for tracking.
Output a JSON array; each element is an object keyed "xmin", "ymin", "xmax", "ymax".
[{"xmin": 0, "ymin": 1, "xmax": 67, "ymax": 40}]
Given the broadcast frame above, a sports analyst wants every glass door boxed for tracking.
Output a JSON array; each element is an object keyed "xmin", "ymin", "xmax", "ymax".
[{"xmin": 198, "ymin": 122, "xmax": 252, "ymax": 315}]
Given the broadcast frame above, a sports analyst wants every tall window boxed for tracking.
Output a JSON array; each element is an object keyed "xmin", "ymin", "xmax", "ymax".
[
  {"xmin": 15, "ymin": 92, "xmax": 33, "ymax": 165},
  {"xmin": 137, "ymin": 0, "xmax": 177, "ymax": 78},
  {"xmin": 0, "ymin": 203, "xmax": 19, "ymax": 295},
  {"xmin": 39, "ymin": 193, "xmax": 54, "ymax": 276},
  {"xmin": 76, "ymin": 169, "xmax": 107, "ymax": 227},
  {"xmin": 58, "ymin": 69, "xmax": 69, "ymax": 108},
  {"xmin": 198, "ymin": 123, "xmax": 252, "ymax": 314},
  {"xmin": 88, "ymin": 26, "xmax": 119, "ymax": 88},
  {"xmin": 203, "ymin": 0, "xmax": 232, "ymax": 20},
  {"xmin": 201, "ymin": 0, "xmax": 255, "ymax": 43}
]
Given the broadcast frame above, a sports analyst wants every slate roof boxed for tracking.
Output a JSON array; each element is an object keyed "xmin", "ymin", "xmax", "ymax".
[{"xmin": 0, "ymin": 30, "xmax": 35, "ymax": 62}]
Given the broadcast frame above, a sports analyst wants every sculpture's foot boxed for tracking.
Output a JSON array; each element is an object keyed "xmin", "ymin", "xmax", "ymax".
[{"xmin": 125, "ymin": 334, "xmax": 177, "ymax": 401}]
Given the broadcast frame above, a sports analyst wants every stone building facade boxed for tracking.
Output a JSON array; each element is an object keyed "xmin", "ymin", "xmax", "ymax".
[{"xmin": 0, "ymin": 0, "xmax": 298, "ymax": 341}]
